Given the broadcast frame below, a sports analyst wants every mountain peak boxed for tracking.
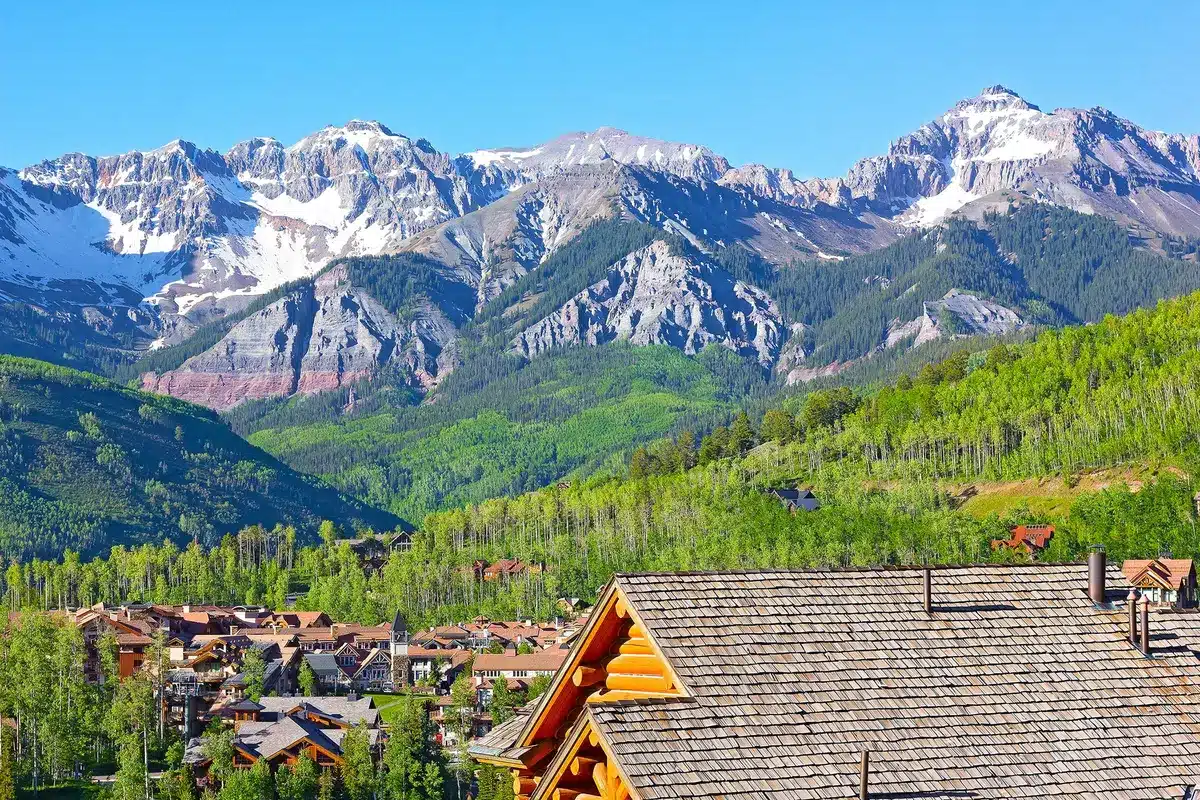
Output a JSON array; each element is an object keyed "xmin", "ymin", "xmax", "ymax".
[
  {"xmin": 948, "ymin": 85, "xmax": 1041, "ymax": 116},
  {"xmin": 342, "ymin": 119, "xmax": 397, "ymax": 136},
  {"xmin": 979, "ymin": 84, "xmax": 1021, "ymax": 99}
]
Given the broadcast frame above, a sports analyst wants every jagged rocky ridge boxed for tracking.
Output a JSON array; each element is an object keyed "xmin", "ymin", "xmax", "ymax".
[
  {"xmin": 512, "ymin": 240, "xmax": 784, "ymax": 367},
  {"xmin": 720, "ymin": 86, "xmax": 1200, "ymax": 236},
  {"xmin": 8, "ymin": 85, "xmax": 1197, "ymax": 327}
]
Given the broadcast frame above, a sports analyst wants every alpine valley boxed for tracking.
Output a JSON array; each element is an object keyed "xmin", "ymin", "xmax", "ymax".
[{"xmin": 4, "ymin": 85, "xmax": 1200, "ymax": 539}]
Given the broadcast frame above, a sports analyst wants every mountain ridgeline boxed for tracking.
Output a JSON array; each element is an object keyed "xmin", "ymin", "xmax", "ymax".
[{"xmin": 3, "ymin": 85, "xmax": 1200, "ymax": 546}]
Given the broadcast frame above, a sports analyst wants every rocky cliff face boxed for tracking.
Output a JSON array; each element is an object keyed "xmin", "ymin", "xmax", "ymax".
[
  {"xmin": 885, "ymin": 290, "xmax": 1025, "ymax": 350},
  {"xmin": 775, "ymin": 290, "xmax": 1025, "ymax": 386},
  {"xmin": 512, "ymin": 240, "xmax": 785, "ymax": 366},
  {"xmin": 888, "ymin": 289, "xmax": 1027, "ymax": 347},
  {"xmin": 141, "ymin": 262, "xmax": 456, "ymax": 409}
]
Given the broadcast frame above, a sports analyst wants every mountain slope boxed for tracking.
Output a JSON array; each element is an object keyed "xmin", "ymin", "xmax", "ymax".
[
  {"xmin": 231, "ymin": 342, "xmax": 767, "ymax": 521},
  {"xmin": 0, "ymin": 355, "xmax": 400, "ymax": 559},
  {"xmin": 762, "ymin": 202, "xmax": 1200, "ymax": 379},
  {"xmin": 138, "ymin": 260, "xmax": 464, "ymax": 409}
]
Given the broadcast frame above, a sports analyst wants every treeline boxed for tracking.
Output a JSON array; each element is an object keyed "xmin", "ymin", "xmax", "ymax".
[
  {"xmin": 7, "ymin": 464, "xmax": 1198, "ymax": 629},
  {"xmin": 13, "ymin": 290, "xmax": 1200, "ymax": 623},
  {"xmin": 786, "ymin": 291, "xmax": 1200, "ymax": 481}
]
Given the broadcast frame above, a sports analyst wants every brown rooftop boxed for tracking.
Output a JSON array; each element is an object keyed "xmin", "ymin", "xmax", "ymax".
[
  {"xmin": 480, "ymin": 564, "xmax": 1200, "ymax": 799},
  {"xmin": 1123, "ymin": 558, "xmax": 1195, "ymax": 591}
]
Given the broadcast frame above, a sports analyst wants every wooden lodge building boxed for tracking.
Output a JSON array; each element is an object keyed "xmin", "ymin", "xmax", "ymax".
[
  {"xmin": 184, "ymin": 696, "xmax": 381, "ymax": 774},
  {"xmin": 471, "ymin": 556, "xmax": 1200, "ymax": 799}
]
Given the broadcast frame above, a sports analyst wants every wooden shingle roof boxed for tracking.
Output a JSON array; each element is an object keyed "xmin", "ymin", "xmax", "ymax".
[{"xmin": 524, "ymin": 565, "xmax": 1200, "ymax": 799}]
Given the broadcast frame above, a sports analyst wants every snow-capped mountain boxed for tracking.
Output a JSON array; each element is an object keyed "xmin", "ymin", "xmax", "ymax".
[
  {"xmin": 4, "ymin": 121, "xmax": 489, "ymax": 326},
  {"xmin": 5, "ymin": 86, "xmax": 1197, "ymax": 334},
  {"xmin": 721, "ymin": 86, "xmax": 1200, "ymax": 237},
  {"xmin": 463, "ymin": 127, "xmax": 733, "ymax": 185},
  {"xmin": 3, "ymin": 84, "xmax": 1200, "ymax": 409}
]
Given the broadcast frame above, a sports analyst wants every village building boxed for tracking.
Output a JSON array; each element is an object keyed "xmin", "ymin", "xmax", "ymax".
[
  {"xmin": 185, "ymin": 696, "xmax": 381, "ymax": 776},
  {"xmin": 258, "ymin": 611, "xmax": 332, "ymax": 629},
  {"xmin": 1122, "ymin": 557, "xmax": 1197, "ymax": 608},
  {"xmin": 471, "ymin": 558, "xmax": 1200, "ymax": 799},
  {"xmin": 766, "ymin": 487, "xmax": 821, "ymax": 512},
  {"xmin": 472, "ymin": 649, "xmax": 569, "ymax": 707},
  {"xmin": 483, "ymin": 559, "xmax": 545, "ymax": 582},
  {"xmin": 991, "ymin": 523, "xmax": 1056, "ymax": 556}
]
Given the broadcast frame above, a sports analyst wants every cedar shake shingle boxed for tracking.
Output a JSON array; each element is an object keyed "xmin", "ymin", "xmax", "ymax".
[{"xmin": 507, "ymin": 565, "xmax": 1200, "ymax": 799}]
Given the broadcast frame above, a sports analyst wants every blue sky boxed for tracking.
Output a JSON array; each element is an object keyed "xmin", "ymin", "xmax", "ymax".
[{"xmin": 2, "ymin": 1, "xmax": 1197, "ymax": 177}]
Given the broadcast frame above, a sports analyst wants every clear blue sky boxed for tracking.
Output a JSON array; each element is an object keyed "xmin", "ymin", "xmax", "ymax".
[{"xmin": 2, "ymin": 0, "xmax": 1197, "ymax": 178}]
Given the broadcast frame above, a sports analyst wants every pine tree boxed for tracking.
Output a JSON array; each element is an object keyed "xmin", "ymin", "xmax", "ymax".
[
  {"xmin": 728, "ymin": 412, "xmax": 756, "ymax": 456},
  {"xmin": 298, "ymin": 660, "xmax": 319, "ymax": 697},
  {"xmin": 489, "ymin": 678, "xmax": 521, "ymax": 725},
  {"xmin": 339, "ymin": 724, "xmax": 376, "ymax": 800},
  {"xmin": 241, "ymin": 647, "xmax": 266, "ymax": 702}
]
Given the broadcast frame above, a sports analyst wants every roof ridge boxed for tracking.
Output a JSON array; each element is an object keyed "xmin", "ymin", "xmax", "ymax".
[{"xmin": 614, "ymin": 562, "xmax": 1088, "ymax": 578}]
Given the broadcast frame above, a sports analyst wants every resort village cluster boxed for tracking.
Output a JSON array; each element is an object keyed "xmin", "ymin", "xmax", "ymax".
[{"xmin": 11, "ymin": 523, "xmax": 1200, "ymax": 798}]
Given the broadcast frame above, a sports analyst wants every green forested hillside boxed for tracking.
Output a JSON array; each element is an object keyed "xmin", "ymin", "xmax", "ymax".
[
  {"xmin": 0, "ymin": 356, "xmax": 400, "ymax": 560},
  {"xmin": 724, "ymin": 203, "xmax": 1200, "ymax": 365},
  {"xmin": 233, "ymin": 343, "xmax": 767, "ymax": 521},
  {"xmin": 222, "ymin": 206, "xmax": 1200, "ymax": 527},
  {"xmin": 0, "ymin": 300, "xmax": 146, "ymax": 375},
  {"xmin": 13, "ymin": 290, "xmax": 1200, "ymax": 626}
]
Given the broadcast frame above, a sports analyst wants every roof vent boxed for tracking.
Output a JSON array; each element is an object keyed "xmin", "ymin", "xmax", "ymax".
[
  {"xmin": 860, "ymin": 750, "xmax": 870, "ymax": 800},
  {"xmin": 1088, "ymin": 546, "xmax": 1106, "ymax": 605}
]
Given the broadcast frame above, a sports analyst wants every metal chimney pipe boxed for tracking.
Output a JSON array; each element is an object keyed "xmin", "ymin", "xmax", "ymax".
[
  {"xmin": 1088, "ymin": 547, "xmax": 1106, "ymax": 604},
  {"xmin": 923, "ymin": 568, "xmax": 932, "ymax": 614},
  {"xmin": 1140, "ymin": 597, "xmax": 1151, "ymax": 656},
  {"xmin": 860, "ymin": 750, "xmax": 869, "ymax": 800},
  {"xmin": 1127, "ymin": 589, "xmax": 1139, "ymax": 646}
]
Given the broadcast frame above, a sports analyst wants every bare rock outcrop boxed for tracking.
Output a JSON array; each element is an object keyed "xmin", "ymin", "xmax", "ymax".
[
  {"xmin": 512, "ymin": 240, "xmax": 785, "ymax": 367},
  {"xmin": 141, "ymin": 262, "xmax": 456, "ymax": 409},
  {"xmin": 885, "ymin": 289, "xmax": 1024, "ymax": 348}
]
